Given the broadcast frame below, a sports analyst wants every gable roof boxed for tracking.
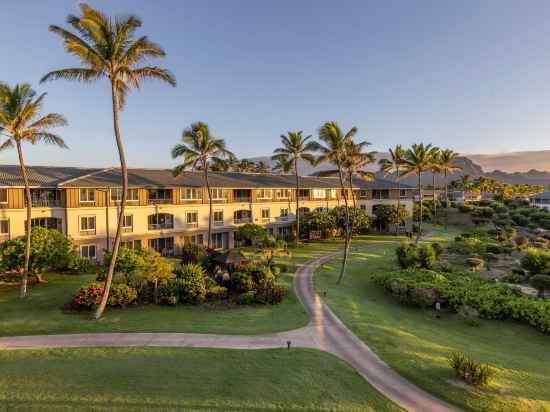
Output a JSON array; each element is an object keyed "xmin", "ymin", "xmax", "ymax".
[{"xmin": 0, "ymin": 165, "xmax": 411, "ymax": 190}]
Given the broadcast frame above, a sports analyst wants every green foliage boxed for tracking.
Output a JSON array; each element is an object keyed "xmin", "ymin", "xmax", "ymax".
[
  {"xmin": 236, "ymin": 223, "xmax": 267, "ymax": 245},
  {"xmin": 71, "ymin": 282, "xmax": 137, "ymax": 309},
  {"xmin": 229, "ymin": 271, "xmax": 255, "ymax": 293},
  {"xmin": 181, "ymin": 243, "xmax": 207, "ymax": 264},
  {"xmin": 529, "ymin": 275, "xmax": 550, "ymax": 297},
  {"xmin": 330, "ymin": 206, "xmax": 371, "ymax": 234},
  {"xmin": 0, "ymin": 227, "xmax": 84, "ymax": 274},
  {"xmin": 520, "ymin": 248, "xmax": 550, "ymax": 275},
  {"xmin": 372, "ymin": 204, "xmax": 409, "ymax": 229},
  {"xmin": 458, "ymin": 203, "xmax": 474, "ymax": 213},
  {"xmin": 172, "ymin": 263, "xmax": 207, "ymax": 304},
  {"xmin": 101, "ymin": 247, "xmax": 146, "ymax": 283},
  {"xmin": 448, "ymin": 352, "xmax": 494, "ymax": 386},
  {"xmin": 236, "ymin": 290, "xmax": 256, "ymax": 305},
  {"xmin": 396, "ymin": 242, "xmax": 418, "ymax": 269},
  {"xmin": 300, "ymin": 211, "xmax": 337, "ymax": 238},
  {"xmin": 466, "ymin": 257, "xmax": 485, "ymax": 272},
  {"xmin": 471, "ymin": 207, "xmax": 495, "ymax": 219},
  {"xmin": 254, "ymin": 279, "xmax": 285, "ymax": 304},
  {"xmin": 206, "ymin": 285, "xmax": 228, "ymax": 300},
  {"xmin": 395, "ymin": 242, "xmax": 436, "ymax": 270}
]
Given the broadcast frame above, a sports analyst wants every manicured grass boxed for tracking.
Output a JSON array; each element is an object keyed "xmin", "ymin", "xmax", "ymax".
[
  {"xmin": 0, "ymin": 347, "xmax": 403, "ymax": 412},
  {"xmin": 314, "ymin": 240, "xmax": 550, "ymax": 412},
  {"xmin": 0, "ymin": 238, "xmax": 358, "ymax": 337}
]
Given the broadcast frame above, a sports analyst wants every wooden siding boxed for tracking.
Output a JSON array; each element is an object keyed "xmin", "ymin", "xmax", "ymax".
[{"xmin": 0, "ymin": 188, "xmax": 25, "ymax": 209}]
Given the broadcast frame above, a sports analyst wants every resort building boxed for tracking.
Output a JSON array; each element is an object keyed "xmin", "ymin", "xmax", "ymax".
[
  {"xmin": 0, "ymin": 165, "xmax": 413, "ymax": 260},
  {"xmin": 530, "ymin": 191, "xmax": 550, "ymax": 211}
]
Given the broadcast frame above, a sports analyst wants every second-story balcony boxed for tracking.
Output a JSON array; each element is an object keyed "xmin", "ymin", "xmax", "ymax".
[
  {"xmin": 233, "ymin": 189, "xmax": 251, "ymax": 203},
  {"xmin": 147, "ymin": 189, "xmax": 173, "ymax": 205},
  {"xmin": 27, "ymin": 189, "xmax": 63, "ymax": 208},
  {"xmin": 28, "ymin": 199, "xmax": 63, "ymax": 207},
  {"xmin": 148, "ymin": 198, "xmax": 172, "ymax": 205}
]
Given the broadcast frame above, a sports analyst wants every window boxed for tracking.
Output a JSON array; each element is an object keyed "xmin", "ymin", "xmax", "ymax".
[
  {"xmin": 276, "ymin": 189, "xmax": 290, "ymax": 199},
  {"xmin": 315, "ymin": 207, "xmax": 327, "ymax": 213},
  {"xmin": 233, "ymin": 189, "xmax": 251, "ymax": 201},
  {"xmin": 360, "ymin": 204, "xmax": 367, "ymax": 211},
  {"xmin": 210, "ymin": 188, "xmax": 226, "ymax": 200},
  {"xmin": 31, "ymin": 217, "xmax": 61, "ymax": 231},
  {"xmin": 358, "ymin": 190, "xmax": 369, "ymax": 198},
  {"xmin": 373, "ymin": 190, "xmax": 390, "ymax": 200},
  {"xmin": 80, "ymin": 244, "xmax": 96, "ymax": 260},
  {"xmin": 400, "ymin": 189, "xmax": 408, "ymax": 199},
  {"xmin": 328, "ymin": 189, "xmax": 337, "ymax": 199},
  {"xmin": 0, "ymin": 219, "xmax": 9, "ymax": 234},
  {"xmin": 213, "ymin": 210, "xmax": 224, "ymax": 225},
  {"xmin": 256, "ymin": 189, "xmax": 272, "ymax": 199},
  {"xmin": 297, "ymin": 189, "xmax": 309, "ymax": 199},
  {"xmin": 148, "ymin": 189, "xmax": 172, "ymax": 204},
  {"xmin": 298, "ymin": 207, "xmax": 310, "ymax": 216},
  {"xmin": 121, "ymin": 215, "xmax": 133, "ymax": 232},
  {"xmin": 234, "ymin": 209, "xmax": 251, "ymax": 223},
  {"xmin": 148, "ymin": 237, "xmax": 174, "ymax": 256},
  {"xmin": 186, "ymin": 211, "xmax": 199, "ymax": 225},
  {"xmin": 148, "ymin": 213, "xmax": 173, "ymax": 230},
  {"xmin": 261, "ymin": 208, "xmax": 270, "ymax": 221},
  {"xmin": 79, "ymin": 216, "xmax": 96, "ymax": 234},
  {"xmin": 313, "ymin": 189, "xmax": 326, "ymax": 199},
  {"xmin": 181, "ymin": 188, "xmax": 202, "ymax": 200},
  {"xmin": 280, "ymin": 208, "xmax": 289, "ymax": 218},
  {"xmin": 79, "ymin": 188, "xmax": 95, "ymax": 203},
  {"xmin": 121, "ymin": 239, "xmax": 141, "ymax": 249},
  {"xmin": 211, "ymin": 232, "xmax": 226, "ymax": 249},
  {"xmin": 184, "ymin": 234, "xmax": 204, "ymax": 245},
  {"xmin": 111, "ymin": 188, "xmax": 139, "ymax": 202},
  {"xmin": 0, "ymin": 189, "xmax": 8, "ymax": 204}
]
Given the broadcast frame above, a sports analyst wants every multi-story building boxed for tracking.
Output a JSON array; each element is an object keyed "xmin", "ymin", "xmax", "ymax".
[{"xmin": 0, "ymin": 165, "xmax": 413, "ymax": 260}]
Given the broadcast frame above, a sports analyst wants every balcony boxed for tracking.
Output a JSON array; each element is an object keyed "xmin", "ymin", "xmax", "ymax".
[
  {"xmin": 122, "ymin": 227, "xmax": 133, "ymax": 233},
  {"xmin": 234, "ymin": 217, "xmax": 251, "ymax": 224},
  {"xmin": 148, "ymin": 198, "xmax": 172, "ymax": 205},
  {"xmin": 26, "ymin": 199, "xmax": 63, "ymax": 208},
  {"xmin": 148, "ymin": 223, "xmax": 174, "ymax": 231},
  {"xmin": 297, "ymin": 196, "xmax": 310, "ymax": 201},
  {"xmin": 79, "ymin": 229, "xmax": 96, "ymax": 236},
  {"xmin": 213, "ymin": 220, "xmax": 224, "ymax": 226},
  {"xmin": 234, "ymin": 196, "xmax": 251, "ymax": 203}
]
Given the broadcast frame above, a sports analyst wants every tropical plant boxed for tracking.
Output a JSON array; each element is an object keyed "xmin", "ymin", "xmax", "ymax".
[
  {"xmin": 316, "ymin": 122, "xmax": 366, "ymax": 284},
  {"xmin": 400, "ymin": 143, "xmax": 439, "ymax": 241},
  {"xmin": 379, "ymin": 145, "xmax": 406, "ymax": 234},
  {"xmin": 172, "ymin": 122, "xmax": 234, "ymax": 249},
  {"xmin": 0, "ymin": 83, "xmax": 67, "ymax": 298},
  {"xmin": 438, "ymin": 149, "xmax": 462, "ymax": 227},
  {"xmin": 271, "ymin": 131, "xmax": 319, "ymax": 245},
  {"xmin": 428, "ymin": 148, "xmax": 441, "ymax": 220},
  {"xmin": 42, "ymin": 3, "xmax": 176, "ymax": 319}
]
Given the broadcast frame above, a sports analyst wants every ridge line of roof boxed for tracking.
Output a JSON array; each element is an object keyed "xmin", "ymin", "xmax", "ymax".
[{"xmin": 58, "ymin": 167, "xmax": 116, "ymax": 187}]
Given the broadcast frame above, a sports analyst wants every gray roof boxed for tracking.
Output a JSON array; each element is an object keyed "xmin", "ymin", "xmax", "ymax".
[{"xmin": 0, "ymin": 165, "xmax": 410, "ymax": 190}]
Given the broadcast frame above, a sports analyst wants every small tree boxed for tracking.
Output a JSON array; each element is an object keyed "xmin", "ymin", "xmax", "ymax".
[
  {"xmin": 529, "ymin": 275, "xmax": 550, "ymax": 298},
  {"xmin": 301, "ymin": 211, "xmax": 337, "ymax": 239},
  {"xmin": 236, "ymin": 224, "xmax": 266, "ymax": 246},
  {"xmin": 373, "ymin": 205, "xmax": 409, "ymax": 232},
  {"xmin": 520, "ymin": 248, "xmax": 550, "ymax": 275},
  {"xmin": 330, "ymin": 206, "xmax": 370, "ymax": 235}
]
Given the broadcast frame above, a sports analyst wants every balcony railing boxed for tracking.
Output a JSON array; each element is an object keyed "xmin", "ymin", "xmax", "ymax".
[
  {"xmin": 27, "ymin": 199, "xmax": 62, "ymax": 207},
  {"xmin": 213, "ymin": 220, "xmax": 224, "ymax": 226},
  {"xmin": 79, "ymin": 229, "xmax": 96, "ymax": 236},
  {"xmin": 233, "ymin": 196, "xmax": 251, "ymax": 203},
  {"xmin": 148, "ymin": 223, "xmax": 174, "ymax": 230},
  {"xmin": 122, "ymin": 227, "xmax": 133, "ymax": 233},
  {"xmin": 148, "ymin": 198, "xmax": 172, "ymax": 205},
  {"xmin": 234, "ymin": 217, "xmax": 251, "ymax": 224},
  {"xmin": 298, "ymin": 196, "xmax": 310, "ymax": 201}
]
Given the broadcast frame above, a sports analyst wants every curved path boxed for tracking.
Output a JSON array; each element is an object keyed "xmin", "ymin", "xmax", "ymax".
[{"xmin": 0, "ymin": 246, "xmax": 462, "ymax": 412}]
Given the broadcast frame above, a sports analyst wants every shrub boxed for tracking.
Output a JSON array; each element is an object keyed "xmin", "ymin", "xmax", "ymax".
[
  {"xmin": 529, "ymin": 274, "xmax": 550, "ymax": 298},
  {"xmin": 272, "ymin": 263, "xmax": 288, "ymax": 273},
  {"xmin": 471, "ymin": 207, "xmax": 495, "ymax": 219},
  {"xmin": 417, "ymin": 244, "xmax": 436, "ymax": 269},
  {"xmin": 230, "ymin": 271, "xmax": 255, "ymax": 293},
  {"xmin": 486, "ymin": 243, "xmax": 503, "ymax": 254},
  {"xmin": 431, "ymin": 242, "xmax": 444, "ymax": 257},
  {"xmin": 181, "ymin": 243, "xmax": 207, "ymax": 264},
  {"xmin": 271, "ymin": 266, "xmax": 281, "ymax": 276},
  {"xmin": 457, "ymin": 305, "xmax": 480, "ymax": 326},
  {"xmin": 236, "ymin": 290, "xmax": 256, "ymax": 305},
  {"xmin": 501, "ymin": 273, "xmax": 527, "ymax": 284},
  {"xmin": 396, "ymin": 242, "xmax": 417, "ymax": 269},
  {"xmin": 173, "ymin": 263, "xmax": 207, "ymax": 304},
  {"xmin": 458, "ymin": 203, "xmax": 474, "ymax": 213},
  {"xmin": 520, "ymin": 248, "xmax": 550, "ymax": 275},
  {"xmin": 514, "ymin": 236, "xmax": 529, "ymax": 249},
  {"xmin": 448, "ymin": 352, "xmax": 494, "ymax": 386},
  {"xmin": 236, "ymin": 224, "xmax": 267, "ymax": 245},
  {"xmin": 466, "ymin": 258, "xmax": 485, "ymax": 272},
  {"xmin": 71, "ymin": 282, "xmax": 137, "ymax": 309},
  {"xmin": 206, "ymin": 285, "xmax": 228, "ymax": 301},
  {"xmin": 511, "ymin": 214, "xmax": 530, "ymax": 227},
  {"xmin": 255, "ymin": 279, "xmax": 285, "ymax": 304}
]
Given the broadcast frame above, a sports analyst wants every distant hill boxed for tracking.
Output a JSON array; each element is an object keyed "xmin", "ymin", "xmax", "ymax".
[
  {"xmin": 468, "ymin": 150, "xmax": 550, "ymax": 173},
  {"xmin": 248, "ymin": 153, "xmax": 550, "ymax": 186}
]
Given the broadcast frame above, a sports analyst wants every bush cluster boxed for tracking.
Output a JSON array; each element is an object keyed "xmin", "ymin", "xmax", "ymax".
[
  {"xmin": 373, "ymin": 269, "xmax": 550, "ymax": 333},
  {"xmin": 448, "ymin": 352, "xmax": 494, "ymax": 386},
  {"xmin": 71, "ymin": 282, "xmax": 137, "ymax": 309},
  {"xmin": 396, "ymin": 242, "xmax": 436, "ymax": 270}
]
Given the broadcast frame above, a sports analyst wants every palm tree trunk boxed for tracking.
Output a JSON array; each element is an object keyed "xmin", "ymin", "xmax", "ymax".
[
  {"xmin": 336, "ymin": 166, "xmax": 351, "ymax": 285},
  {"xmin": 432, "ymin": 173, "xmax": 437, "ymax": 222},
  {"xmin": 294, "ymin": 158, "xmax": 300, "ymax": 245},
  {"xmin": 205, "ymin": 167, "xmax": 212, "ymax": 249},
  {"xmin": 444, "ymin": 171, "xmax": 449, "ymax": 229},
  {"xmin": 396, "ymin": 169, "xmax": 401, "ymax": 236},
  {"xmin": 416, "ymin": 172, "xmax": 422, "ymax": 243},
  {"xmin": 94, "ymin": 81, "xmax": 128, "ymax": 320},
  {"xmin": 16, "ymin": 141, "xmax": 31, "ymax": 299}
]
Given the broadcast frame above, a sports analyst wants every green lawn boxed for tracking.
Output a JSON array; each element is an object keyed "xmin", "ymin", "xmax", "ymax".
[
  {"xmin": 0, "ymin": 347, "xmax": 403, "ymax": 412},
  {"xmin": 314, "ymin": 239, "xmax": 550, "ymax": 412},
  {"xmin": 0, "ymin": 239, "xmax": 360, "ymax": 337}
]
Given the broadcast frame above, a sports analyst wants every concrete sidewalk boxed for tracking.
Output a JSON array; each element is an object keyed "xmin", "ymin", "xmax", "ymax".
[{"xmin": 0, "ymin": 245, "xmax": 463, "ymax": 412}]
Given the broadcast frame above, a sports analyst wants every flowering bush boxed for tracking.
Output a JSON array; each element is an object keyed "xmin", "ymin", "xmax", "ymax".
[{"xmin": 71, "ymin": 282, "xmax": 137, "ymax": 309}]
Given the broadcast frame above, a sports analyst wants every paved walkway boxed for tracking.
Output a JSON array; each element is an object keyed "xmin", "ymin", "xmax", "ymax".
[{"xmin": 0, "ymin": 246, "xmax": 462, "ymax": 412}]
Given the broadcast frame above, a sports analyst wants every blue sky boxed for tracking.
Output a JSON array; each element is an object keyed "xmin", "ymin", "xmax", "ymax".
[{"xmin": 2, "ymin": 0, "xmax": 550, "ymax": 167}]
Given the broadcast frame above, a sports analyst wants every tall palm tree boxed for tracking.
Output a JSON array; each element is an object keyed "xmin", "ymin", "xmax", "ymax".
[
  {"xmin": 254, "ymin": 161, "xmax": 269, "ymax": 173},
  {"xmin": 272, "ymin": 157, "xmax": 292, "ymax": 174},
  {"xmin": 400, "ymin": 143, "xmax": 439, "ymax": 241},
  {"xmin": 42, "ymin": 3, "xmax": 176, "ymax": 320},
  {"xmin": 316, "ymin": 122, "xmax": 364, "ymax": 285},
  {"xmin": 342, "ymin": 141, "xmax": 376, "ymax": 209},
  {"xmin": 438, "ymin": 149, "xmax": 462, "ymax": 227},
  {"xmin": 234, "ymin": 159, "xmax": 255, "ymax": 173},
  {"xmin": 172, "ymin": 122, "xmax": 234, "ymax": 249},
  {"xmin": 271, "ymin": 131, "xmax": 319, "ymax": 245},
  {"xmin": 0, "ymin": 83, "xmax": 67, "ymax": 298},
  {"xmin": 379, "ymin": 145, "xmax": 406, "ymax": 234},
  {"xmin": 429, "ymin": 149, "xmax": 441, "ymax": 221},
  {"xmin": 460, "ymin": 174, "xmax": 472, "ymax": 193}
]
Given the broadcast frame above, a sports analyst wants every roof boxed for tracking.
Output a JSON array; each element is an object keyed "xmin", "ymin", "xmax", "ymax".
[
  {"xmin": 0, "ymin": 165, "xmax": 410, "ymax": 190},
  {"xmin": 530, "ymin": 191, "xmax": 550, "ymax": 200}
]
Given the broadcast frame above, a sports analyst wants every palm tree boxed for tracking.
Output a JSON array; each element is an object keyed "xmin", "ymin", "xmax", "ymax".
[
  {"xmin": 379, "ymin": 145, "xmax": 406, "ymax": 234},
  {"xmin": 254, "ymin": 161, "xmax": 269, "ymax": 173},
  {"xmin": 438, "ymin": 149, "xmax": 462, "ymax": 227},
  {"xmin": 400, "ymin": 143, "xmax": 439, "ymax": 241},
  {"xmin": 271, "ymin": 131, "xmax": 319, "ymax": 245},
  {"xmin": 0, "ymin": 83, "xmax": 67, "ymax": 298},
  {"xmin": 42, "ymin": 3, "xmax": 176, "ymax": 320},
  {"xmin": 316, "ymin": 122, "xmax": 363, "ymax": 285},
  {"xmin": 172, "ymin": 122, "xmax": 234, "ymax": 249},
  {"xmin": 429, "ymin": 149, "xmax": 441, "ymax": 221},
  {"xmin": 272, "ymin": 157, "xmax": 292, "ymax": 174},
  {"xmin": 460, "ymin": 174, "xmax": 472, "ymax": 193},
  {"xmin": 234, "ymin": 159, "xmax": 255, "ymax": 173}
]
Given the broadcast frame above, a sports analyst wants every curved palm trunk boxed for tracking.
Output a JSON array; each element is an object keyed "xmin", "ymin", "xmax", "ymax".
[
  {"xmin": 348, "ymin": 172, "xmax": 357, "ymax": 234},
  {"xmin": 396, "ymin": 169, "xmax": 401, "ymax": 235},
  {"xmin": 95, "ymin": 82, "xmax": 128, "ymax": 320},
  {"xmin": 336, "ymin": 165, "xmax": 351, "ymax": 285},
  {"xmin": 416, "ymin": 172, "xmax": 423, "ymax": 243},
  {"xmin": 444, "ymin": 171, "xmax": 449, "ymax": 229},
  {"xmin": 204, "ymin": 167, "xmax": 212, "ymax": 249},
  {"xmin": 16, "ymin": 141, "xmax": 31, "ymax": 299},
  {"xmin": 294, "ymin": 158, "xmax": 300, "ymax": 245},
  {"xmin": 432, "ymin": 173, "xmax": 437, "ymax": 222}
]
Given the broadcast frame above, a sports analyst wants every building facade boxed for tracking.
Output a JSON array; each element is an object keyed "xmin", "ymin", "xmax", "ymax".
[{"xmin": 0, "ymin": 166, "xmax": 413, "ymax": 261}]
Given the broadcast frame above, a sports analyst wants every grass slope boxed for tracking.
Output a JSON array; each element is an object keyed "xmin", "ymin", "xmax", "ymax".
[
  {"xmin": 314, "ymin": 238, "xmax": 550, "ymax": 412},
  {"xmin": 0, "ymin": 347, "xmax": 403, "ymax": 412}
]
